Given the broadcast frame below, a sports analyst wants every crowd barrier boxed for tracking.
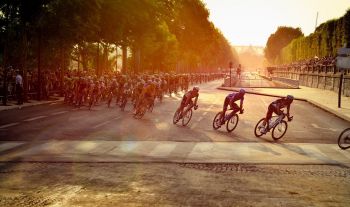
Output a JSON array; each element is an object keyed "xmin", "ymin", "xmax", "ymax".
[{"xmin": 271, "ymin": 65, "xmax": 350, "ymax": 96}]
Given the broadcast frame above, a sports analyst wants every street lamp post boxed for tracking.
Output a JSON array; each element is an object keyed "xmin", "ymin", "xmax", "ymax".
[{"xmin": 229, "ymin": 61, "xmax": 233, "ymax": 87}]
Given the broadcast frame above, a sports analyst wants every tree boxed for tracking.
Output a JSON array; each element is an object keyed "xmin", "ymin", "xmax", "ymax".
[{"xmin": 264, "ymin": 26, "xmax": 303, "ymax": 65}]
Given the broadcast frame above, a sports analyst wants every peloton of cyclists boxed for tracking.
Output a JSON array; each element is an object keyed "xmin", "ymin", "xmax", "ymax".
[{"xmin": 259, "ymin": 95, "xmax": 294, "ymax": 134}]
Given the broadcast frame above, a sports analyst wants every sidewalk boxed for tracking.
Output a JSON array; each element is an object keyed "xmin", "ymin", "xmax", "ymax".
[
  {"xmin": 0, "ymin": 97, "xmax": 63, "ymax": 112},
  {"xmin": 218, "ymin": 86, "xmax": 350, "ymax": 122},
  {"xmin": 0, "ymin": 141, "xmax": 349, "ymax": 165}
]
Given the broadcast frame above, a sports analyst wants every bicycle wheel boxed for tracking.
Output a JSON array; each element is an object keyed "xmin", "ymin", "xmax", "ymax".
[
  {"xmin": 120, "ymin": 97, "xmax": 127, "ymax": 111},
  {"xmin": 226, "ymin": 114, "xmax": 239, "ymax": 132},
  {"xmin": 254, "ymin": 118, "xmax": 265, "ymax": 137},
  {"xmin": 338, "ymin": 128, "xmax": 350, "ymax": 150},
  {"xmin": 148, "ymin": 101, "xmax": 154, "ymax": 112},
  {"xmin": 133, "ymin": 107, "xmax": 146, "ymax": 119},
  {"xmin": 173, "ymin": 109, "xmax": 180, "ymax": 124},
  {"xmin": 89, "ymin": 97, "xmax": 94, "ymax": 110},
  {"xmin": 272, "ymin": 120, "xmax": 288, "ymax": 140},
  {"xmin": 212, "ymin": 112, "xmax": 223, "ymax": 130},
  {"xmin": 107, "ymin": 97, "xmax": 112, "ymax": 108},
  {"xmin": 182, "ymin": 109, "xmax": 193, "ymax": 126}
]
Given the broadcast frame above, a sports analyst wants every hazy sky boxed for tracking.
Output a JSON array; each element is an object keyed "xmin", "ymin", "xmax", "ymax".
[{"xmin": 203, "ymin": 0, "xmax": 350, "ymax": 46}]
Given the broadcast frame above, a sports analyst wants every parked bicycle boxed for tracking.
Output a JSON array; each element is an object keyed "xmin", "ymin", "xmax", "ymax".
[
  {"xmin": 173, "ymin": 104, "xmax": 198, "ymax": 126},
  {"xmin": 338, "ymin": 128, "xmax": 350, "ymax": 150},
  {"xmin": 254, "ymin": 111, "xmax": 293, "ymax": 140},
  {"xmin": 212, "ymin": 108, "xmax": 243, "ymax": 132}
]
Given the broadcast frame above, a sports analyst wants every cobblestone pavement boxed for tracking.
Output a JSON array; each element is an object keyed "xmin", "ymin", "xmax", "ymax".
[{"xmin": 0, "ymin": 163, "xmax": 349, "ymax": 207}]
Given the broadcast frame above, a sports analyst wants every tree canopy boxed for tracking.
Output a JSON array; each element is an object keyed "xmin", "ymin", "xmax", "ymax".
[
  {"xmin": 0, "ymin": 0, "xmax": 238, "ymax": 74},
  {"xmin": 264, "ymin": 26, "xmax": 303, "ymax": 65},
  {"xmin": 276, "ymin": 9, "xmax": 350, "ymax": 64}
]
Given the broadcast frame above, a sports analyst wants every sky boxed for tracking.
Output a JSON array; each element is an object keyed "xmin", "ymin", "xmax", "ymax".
[{"xmin": 203, "ymin": 0, "xmax": 350, "ymax": 47}]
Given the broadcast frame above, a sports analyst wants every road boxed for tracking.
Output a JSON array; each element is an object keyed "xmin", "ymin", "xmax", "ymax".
[
  {"xmin": 0, "ymin": 80, "xmax": 348, "ymax": 143},
  {"xmin": 0, "ymin": 80, "xmax": 350, "ymax": 206},
  {"xmin": 234, "ymin": 72, "xmax": 288, "ymax": 88}
]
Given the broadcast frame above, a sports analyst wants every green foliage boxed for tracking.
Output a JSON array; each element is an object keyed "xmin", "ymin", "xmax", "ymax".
[
  {"xmin": 277, "ymin": 9, "xmax": 350, "ymax": 64},
  {"xmin": 264, "ymin": 26, "xmax": 303, "ymax": 65},
  {"xmin": 0, "ymin": 0, "xmax": 237, "ymax": 73}
]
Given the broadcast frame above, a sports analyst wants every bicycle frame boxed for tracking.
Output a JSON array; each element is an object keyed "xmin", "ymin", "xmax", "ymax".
[
  {"xmin": 269, "ymin": 113, "xmax": 285, "ymax": 129},
  {"xmin": 224, "ymin": 109, "xmax": 237, "ymax": 122}
]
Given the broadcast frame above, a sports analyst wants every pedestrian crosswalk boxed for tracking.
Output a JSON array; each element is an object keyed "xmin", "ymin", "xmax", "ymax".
[{"xmin": 1, "ymin": 141, "xmax": 349, "ymax": 165}]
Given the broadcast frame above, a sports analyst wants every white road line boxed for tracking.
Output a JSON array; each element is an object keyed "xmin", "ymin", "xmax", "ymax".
[
  {"xmin": 202, "ymin": 112, "xmax": 208, "ymax": 116},
  {"xmin": 311, "ymin": 123, "xmax": 337, "ymax": 132},
  {"xmin": 24, "ymin": 116, "xmax": 47, "ymax": 122},
  {"xmin": 50, "ymin": 102, "xmax": 58, "ymax": 105},
  {"xmin": 113, "ymin": 116, "xmax": 122, "ymax": 120},
  {"xmin": 93, "ymin": 121, "xmax": 111, "ymax": 129},
  {"xmin": 190, "ymin": 123, "xmax": 198, "ymax": 129},
  {"xmin": 51, "ymin": 111, "xmax": 68, "ymax": 116},
  {"xmin": 311, "ymin": 123, "xmax": 319, "ymax": 128},
  {"xmin": 0, "ymin": 122, "xmax": 19, "ymax": 129},
  {"xmin": 93, "ymin": 116, "xmax": 121, "ymax": 129}
]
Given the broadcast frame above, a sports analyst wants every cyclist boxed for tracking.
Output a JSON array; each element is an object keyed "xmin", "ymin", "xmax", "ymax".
[
  {"xmin": 260, "ymin": 95, "xmax": 294, "ymax": 133},
  {"xmin": 177, "ymin": 86, "xmax": 199, "ymax": 118},
  {"xmin": 220, "ymin": 89, "xmax": 245, "ymax": 124},
  {"xmin": 135, "ymin": 80, "xmax": 155, "ymax": 113}
]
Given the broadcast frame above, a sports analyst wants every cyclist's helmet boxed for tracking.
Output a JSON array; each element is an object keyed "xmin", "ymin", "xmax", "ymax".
[
  {"xmin": 239, "ymin": 88, "xmax": 246, "ymax": 95},
  {"xmin": 193, "ymin": 86, "xmax": 199, "ymax": 92},
  {"xmin": 286, "ymin": 95, "xmax": 294, "ymax": 102}
]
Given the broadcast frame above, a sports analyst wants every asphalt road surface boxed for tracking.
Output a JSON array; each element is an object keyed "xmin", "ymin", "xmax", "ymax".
[
  {"xmin": 1, "ymin": 80, "xmax": 350, "ymax": 207},
  {"xmin": 0, "ymin": 80, "xmax": 348, "ymax": 143}
]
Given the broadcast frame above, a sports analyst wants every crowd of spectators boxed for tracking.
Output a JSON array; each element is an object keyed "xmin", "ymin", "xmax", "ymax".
[
  {"xmin": 0, "ymin": 67, "xmax": 62, "ymax": 105},
  {"xmin": 279, "ymin": 56, "xmax": 337, "ymax": 69}
]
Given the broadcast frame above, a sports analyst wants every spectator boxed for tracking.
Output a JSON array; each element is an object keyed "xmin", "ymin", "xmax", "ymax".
[
  {"xmin": 15, "ymin": 70, "xmax": 23, "ymax": 105},
  {"xmin": 237, "ymin": 64, "xmax": 242, "ymax": 79}
]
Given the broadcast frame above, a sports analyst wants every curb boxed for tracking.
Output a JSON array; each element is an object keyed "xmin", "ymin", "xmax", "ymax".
[
  {"xmin": 217, "ymin": 87, "xmax": 350, "ymax": 123},
  {"xmin": 0, "ymin": 97, "xmax": 63, "ymax": 112}
]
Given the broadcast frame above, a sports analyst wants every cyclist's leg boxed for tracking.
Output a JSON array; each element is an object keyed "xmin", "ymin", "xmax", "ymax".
[
  {"xmin": 262, "ymin": 104, "xmax": 274, "ymax": 127},
  {"xmin": 221, "ymin": 97, "xmax": 229, "ymax": 123},
  {"xmin": 179, "ymin": 98, "xmax": 187, "ymax": 118},
  {"xmin": 231, "ymin": 103, "xmax": 240, "ymax": 114}
]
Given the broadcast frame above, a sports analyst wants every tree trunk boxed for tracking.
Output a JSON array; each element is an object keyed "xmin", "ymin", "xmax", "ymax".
[
  {"xmin": 122, "ymin": 44, "xmax": 127, "ymax": 74},
  {"xmin": 136, "ymin": 47, "xmax": 141, "ymax": 74},
  {"xmin": 37, "ymin": 29, "xmax": 42, "ymax": 101},
  {"xmin": 115, "ymin": 43, "xmax": 118, "ymax": 72},
  {"xmin": 80, "ymin": 43, "xmax": 88, "ymax": 71},
  {"xmin": 96, "ymin": 42, "xmax": 100, "ymax": 76},
  {"xmin": 21, "ymin": 28, "xmax": 28, "ymax": 102},
  {"xmin": 60, "ymin": 44, "xmax": 64, "ymax": 96}
]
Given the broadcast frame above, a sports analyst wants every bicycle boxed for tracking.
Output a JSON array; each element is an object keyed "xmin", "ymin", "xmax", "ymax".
[
  {"xmin": 338, "ymin": 128, "xmax": 350, "ymax": 150},
  {"xmin": 173, "ymin": 104, "xmax": 197, "ymax": 126},
  {"xmin": 254, "ymin": 112, "xmax": 293, "ymax": 140},
  {"xmin": 88, "ymin": 92, "xmax": 98, "ymax": 110},
  {"xmin": 119, "ymin": 90, "xmax": 130, "ymax": 111},
  {"xmin": 107, "ymin": 90, "xmax": 114, "ymax": 108},
  {"xmin": 133, "ymin": 98, "xmax": 153, "ymax": 119},
  {"xmin": 212, "ymin": 108, "xmax": 242, "ymax": 132}
]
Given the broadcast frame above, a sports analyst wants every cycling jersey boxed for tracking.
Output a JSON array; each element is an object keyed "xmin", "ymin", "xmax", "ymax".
[
  {"xmin": 181, "ymin": 90, "xmax": 199, "ymax": 107},
  {"xmin": 226, "ymin": 92, "xmax": 244, "ymax": 103},
  {"xmin": 265, "ymin": 98, "xmax": 292, "ymax": 126},
  {"xmin": 142, "ymin": 83, "xmax": 155, "ymax": 98},
  {"xmin": 271, "ymin": 98, "xmax": 292, "ymax": 110}
]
